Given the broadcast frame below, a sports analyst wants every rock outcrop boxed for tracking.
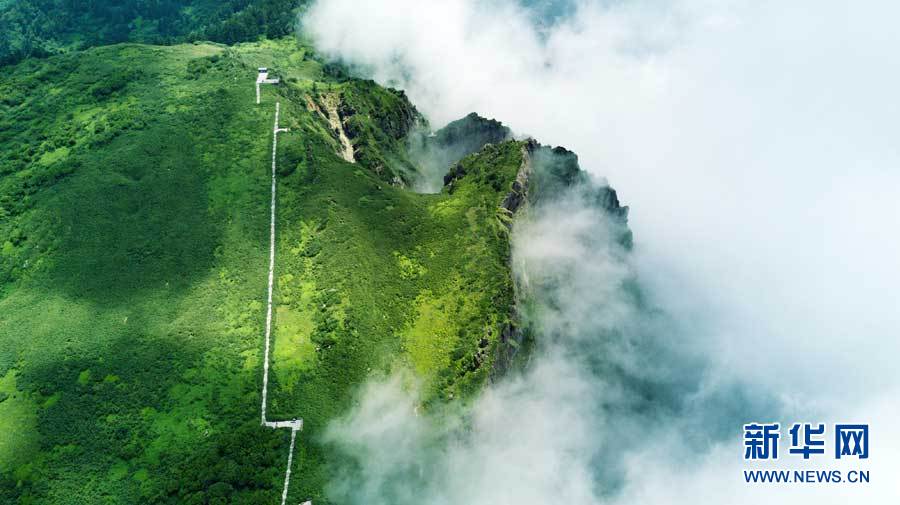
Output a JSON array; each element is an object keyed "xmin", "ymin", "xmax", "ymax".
[
  {"xmin": 413, "ymin": 113, "xmax": 512, "ymax": 192},
  {"xmin": 492, "ymin": 138, "xmax": 633, "ymax": 377}
]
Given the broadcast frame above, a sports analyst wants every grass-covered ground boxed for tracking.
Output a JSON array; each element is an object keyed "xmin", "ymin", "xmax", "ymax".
[
  {"xmin": 0, "ymin": 37, "xmax": 523, "ymax": 503},
  {"xmin": 0, "ymin": 0, "xmax": 308, "ymax": 66}
]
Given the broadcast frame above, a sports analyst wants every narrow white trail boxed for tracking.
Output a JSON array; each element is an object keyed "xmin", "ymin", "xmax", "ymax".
[
  {"xmin": 281, "ymin": 426, "xmax": 300, "ymax": 505},
  {"xmin": 260, "ymin": 101, "xmax": 281, "ymax": 425},
  {"xmin": 258, "ymin": 97, "xmax": 304, "ymax": 505}
]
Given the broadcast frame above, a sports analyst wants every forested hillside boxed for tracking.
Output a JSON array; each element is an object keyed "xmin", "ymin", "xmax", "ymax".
[
  {"xmin": 0, "ymin": 0, "xmax": 306, "ymax": 65},
  {"xmin": 0, "ymin": 37, "xmax": 526, "ymax": 503}
]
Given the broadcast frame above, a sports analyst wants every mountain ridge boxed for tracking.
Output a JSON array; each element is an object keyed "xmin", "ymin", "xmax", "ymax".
[{"xmin": 0, "ymin": 37, "xmax": 630, "ymax": 504}]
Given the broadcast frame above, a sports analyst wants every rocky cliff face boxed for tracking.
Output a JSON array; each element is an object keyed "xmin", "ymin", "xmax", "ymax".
[
  {"xmin": 424, "ymin": 121, "xmax": 633, "ymax": 378},
  {"xmin": 524, "ymin": 141, "xmax": 631, "ymax": 247},
  {"xmin": 309, "ymin": 79, "xmax": 424, "ymax": 184},
  {"xmin": 490, "ymin": 138, "xmax": 633, "ymax": 376},
  {"xmin": 420, "ymin": 112, "xmax": 511, "ymax": 170},
  {"xmin": 496, "ymin": 139, "xmax": 630, "ymax": 227},
  {"xmin": 498, "ymin": 142, "xmax": 532, "ymax": 217},
  {"xmin": 412, "ymin": 113, "xmax": 513, "ymax": 192}
]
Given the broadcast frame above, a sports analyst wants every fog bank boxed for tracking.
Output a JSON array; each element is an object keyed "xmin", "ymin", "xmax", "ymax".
[{"xmin": 303, "ymin": 1, "xmax": 900, "ymax": 503}]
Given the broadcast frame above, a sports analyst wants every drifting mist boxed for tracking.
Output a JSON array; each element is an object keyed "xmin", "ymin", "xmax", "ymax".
[{"xmin": 303, "ymin": 0, "xmax": 900, "ymax": 503}]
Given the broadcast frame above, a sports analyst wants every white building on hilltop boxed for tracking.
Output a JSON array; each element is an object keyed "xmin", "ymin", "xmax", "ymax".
[{"xmin": 256, "ymin": 67, "xmax": 280, "ymax": 104}]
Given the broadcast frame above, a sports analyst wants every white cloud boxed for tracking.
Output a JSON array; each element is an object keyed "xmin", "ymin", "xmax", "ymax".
[{"xmin": 303, "ymin": 1, "xmax": 900, "ymax": 503}]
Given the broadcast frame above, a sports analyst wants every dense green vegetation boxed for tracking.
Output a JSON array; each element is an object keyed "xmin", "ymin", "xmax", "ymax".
[
  {"xmin": 0, "ymin": 37, "xmax": 524, "ymax": 503},
  {"xmin": 0, "ymin": 0, "xmax": 308, "ymax": 66}
]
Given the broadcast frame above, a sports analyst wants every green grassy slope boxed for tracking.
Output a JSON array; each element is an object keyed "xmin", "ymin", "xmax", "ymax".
[{"xmin": 0, "ymin": 38, "xmax": 522, "ymax": 503}]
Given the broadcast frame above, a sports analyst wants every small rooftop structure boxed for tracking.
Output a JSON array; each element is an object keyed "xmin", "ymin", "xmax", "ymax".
[
  {"xmin": 256, "ymin": 67, "xmax": 280, "ymax": 103},
  {"xmin": 256, "ymin": 68, "xmax": 280, "ymax": 84}
]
